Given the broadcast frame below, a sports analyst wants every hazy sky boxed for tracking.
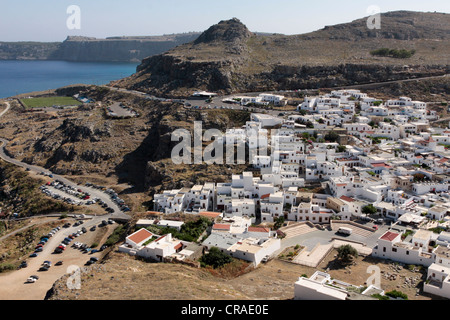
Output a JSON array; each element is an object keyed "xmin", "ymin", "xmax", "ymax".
[{"xmin": 1, "ymin": 0, "xmax": 449, "ymax": 42}]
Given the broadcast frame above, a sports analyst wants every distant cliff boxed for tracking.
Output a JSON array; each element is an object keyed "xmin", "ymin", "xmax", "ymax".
[{"xmin": 0, "ymin": 33, "xmax": 200, "ymax": 62}]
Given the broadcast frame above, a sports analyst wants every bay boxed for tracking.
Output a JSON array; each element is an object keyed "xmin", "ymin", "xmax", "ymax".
[{"xmin": 0, "ymin": 60, "xmax": 139, "ymax": 98}]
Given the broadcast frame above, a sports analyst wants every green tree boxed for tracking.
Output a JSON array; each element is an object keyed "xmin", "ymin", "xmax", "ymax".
[
  {"xmin": 337, "ymin": 145, "xmax": 346, "ymax": 153},
  {"xmin": 337, "ymin": 244, "xmax": 358, "ymax": 263},
  {"xmin": 362, "ymin": 204, "xmax": 377, "ymax": 215},
  {"xmin": 200, "ymin": 247, "xmax": 232, "ymax": 269},
  {"xmin": 274, "ymin": 216, "xmax": 285, "ymax": 230},
  {"xmin": 324, "ymin": 131, "xmax": 339, "ymax": 142}
]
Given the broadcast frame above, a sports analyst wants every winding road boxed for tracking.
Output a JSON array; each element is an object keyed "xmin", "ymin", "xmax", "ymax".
[{"xmin": 0, "ymin": 101, "xmax": 131, "ymax": 222}]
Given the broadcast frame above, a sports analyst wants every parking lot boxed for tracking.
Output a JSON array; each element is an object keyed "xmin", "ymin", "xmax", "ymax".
[
  {"xmin": 105, "ymin": 102, "xmax": 138, "ymax": 118},
  {"xmin": 0, "ymin": 217, "xmax": 115, "ymax": 300},
  {"xmin": 38, "ymin": 179, "xmax": 130, "ymax": 216}
]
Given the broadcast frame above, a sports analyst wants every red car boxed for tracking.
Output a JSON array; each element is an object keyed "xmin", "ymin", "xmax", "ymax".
[
  {"xmin": 57, "ymin": 245, "xmax": 66, "ymax": 250},
  {"xmin": 373, "ymin": 225, "xmax": 379, "ymax": 230}
]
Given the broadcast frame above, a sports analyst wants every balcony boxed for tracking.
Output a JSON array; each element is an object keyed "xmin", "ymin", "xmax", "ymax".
[{"xmin": 425, "ymin": 277, "xmax": 442, "ymax": 289}]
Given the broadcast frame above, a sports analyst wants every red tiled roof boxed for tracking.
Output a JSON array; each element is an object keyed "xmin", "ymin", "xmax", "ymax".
[
  {"xmin": 248, "ymin": 227, "xmax": 270, "ymax": 233},
  {"xmin": 340, "ymin": 195, "xmax": 355, "ymax": 202},
  {"xmin": 336, "ymin": 183, "xmax": 347, "ymax": 187},
  {"xmin": 261, "ymin": 194, "xmax": 271, "ymax": 199},
  {"xmin": 199, "ymin": 211, "xmax": 222, "ymax": 219},
  {"xmin": 174, "ymin": 243, "xmax": 183, "ymax": 250},
  {"xmin": 380, "ymin": 231, "xmax": 400, "ymax": 242},
  {"xmin": 213, "ymin": 224, "xmax": 231, "ymax": 230},
  {"xmin": 146, "ymin": 211, "xmax": 163, "ymax": 216},
  {"xmin": 372, "ymin": 163, "xmax": 391, "ymax": 168},
  {"xmin": 128, "ymin": 228, "xmax": 153, "ymax": 245},
  {"xmin": 155, "ymin": 235, "xmax": 167, "ymax": 242}
]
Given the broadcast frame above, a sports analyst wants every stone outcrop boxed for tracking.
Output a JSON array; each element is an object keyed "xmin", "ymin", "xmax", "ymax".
[{"xmin": 115, "ymin": 12, "xmax": 450, "ymax": 97}]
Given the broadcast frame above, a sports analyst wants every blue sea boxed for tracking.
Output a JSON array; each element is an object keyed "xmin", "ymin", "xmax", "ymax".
[{"xmin": 0, "ymin": 60, "xmax": 139, "ymax": 98}]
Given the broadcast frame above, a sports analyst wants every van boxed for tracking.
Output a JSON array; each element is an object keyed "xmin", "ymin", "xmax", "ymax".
[{"xmin": 338, "ymin": 227, "xmax": 353, "ymax": 235}]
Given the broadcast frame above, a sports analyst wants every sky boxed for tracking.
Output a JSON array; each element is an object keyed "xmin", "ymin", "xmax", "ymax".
[{"xmin": 1, "ymin": 0, "xmax": 449, "ymax": 42}]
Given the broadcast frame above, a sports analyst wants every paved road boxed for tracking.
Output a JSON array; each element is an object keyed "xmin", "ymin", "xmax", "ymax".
[
  {"xmin": 0, "ymin": 139, "xmax": 130, "ymax": 222},
  {"xmin": 0, "ymin": 101, "xmax": 131, "ymax": 222},
  {"xmin": 322, "ymin": 73, "xmax": 450, "ymax": 91}
]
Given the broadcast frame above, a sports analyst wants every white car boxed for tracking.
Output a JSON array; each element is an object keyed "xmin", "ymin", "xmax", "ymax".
[{"xmin": 26, "ymin": 277, "xmax": 37, "ymax": 283}]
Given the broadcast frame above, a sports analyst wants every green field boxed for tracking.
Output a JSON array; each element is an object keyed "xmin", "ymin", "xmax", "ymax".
[{"xmin": 20, "ymin": 96, "xmax": 82, "ymax": 109}]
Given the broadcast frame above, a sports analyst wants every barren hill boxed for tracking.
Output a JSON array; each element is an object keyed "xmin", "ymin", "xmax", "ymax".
[{"xmin": 113, "ymin": 11, "xmax": 450, "ymax": 97}]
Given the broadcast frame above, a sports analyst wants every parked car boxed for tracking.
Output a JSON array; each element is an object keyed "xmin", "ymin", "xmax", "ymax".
[{"xmin": 55, "ymin": 261, "xmax": 63, "ymax": 266}]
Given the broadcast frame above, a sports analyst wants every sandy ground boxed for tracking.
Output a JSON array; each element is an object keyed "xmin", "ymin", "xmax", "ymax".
[
  {"xmin": 0, "ymin": 218, "xmax": 115, "ymax": 300},
  {"xmin": 47, "ymin": 246, "xmax": 441, "ymax": 300}
]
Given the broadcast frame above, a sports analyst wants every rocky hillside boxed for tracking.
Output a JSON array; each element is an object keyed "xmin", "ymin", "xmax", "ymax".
[
  {"xmin": 0, "ymin": 160, "xmax": 74, "ymax": 218},
  {"xmin": 0, "ymin": 33, "xmax": 200, "ymax": 62},
  {"xmin": 114, "ymin": 11, "xmax": 450, "ymax": 97},
  {"xmin": 0, "ymin": 87, "xmax": 251, "ymax": 202}
]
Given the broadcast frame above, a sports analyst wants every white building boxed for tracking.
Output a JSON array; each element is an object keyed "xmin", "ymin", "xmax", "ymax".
[{"xmin": 423, "ymin": 263, "xmax": 450, "ymax": 299}]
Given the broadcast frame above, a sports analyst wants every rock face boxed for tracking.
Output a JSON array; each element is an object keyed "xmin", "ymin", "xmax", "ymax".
[
  {"xmin": 115, "ymin": 11, "xmax": 450, "ymax": 97},
  {"xmin": 0, "ymin": 33, "xmax": 200, "ymax": 62},
  {"xmin": 193, "ymin": 18, "xmax": 253, "ymax": 45}
]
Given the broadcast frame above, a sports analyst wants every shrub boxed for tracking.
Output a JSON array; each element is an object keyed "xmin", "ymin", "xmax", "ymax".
[
  {"xmin": 156, "ymin": 216, "xmax": 213, "ymax": 243},
  {"xmin": 0, "ymin": 263, "xmax": 16, "ymax": 273},
  {"xmin": 372, "ymin": 293, "xmax": 389, "ymax": 300},
  {"xmin": 200, "ymin": 247, "xmax": 232, "ymax": 269},
  {"xmin": 370, "ymin": 48, "xmax": 416, "ymax": 59},
  {"xmin": 105, "ymin": 224, "xmax": 126, "ymax": 246},
  {"xmin": 385, "ymin": 290, "xmax": 408, "ymax": 300}
]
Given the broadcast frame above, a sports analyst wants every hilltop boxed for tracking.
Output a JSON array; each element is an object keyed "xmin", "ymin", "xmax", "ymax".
[{"xmin": 113, "ymin": 11, "xmax": 450, "ymax": 97}]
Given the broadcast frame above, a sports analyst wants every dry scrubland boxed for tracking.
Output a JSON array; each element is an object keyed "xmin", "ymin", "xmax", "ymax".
[{"xmin": 48, "ymin": 247, "xmax": 436, "ymax": 300}]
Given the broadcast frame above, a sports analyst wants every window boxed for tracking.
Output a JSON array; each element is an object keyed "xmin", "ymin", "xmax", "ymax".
[{"xmin": 392, "ymin": 248, "xmax": 397, "ymax": 252}]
